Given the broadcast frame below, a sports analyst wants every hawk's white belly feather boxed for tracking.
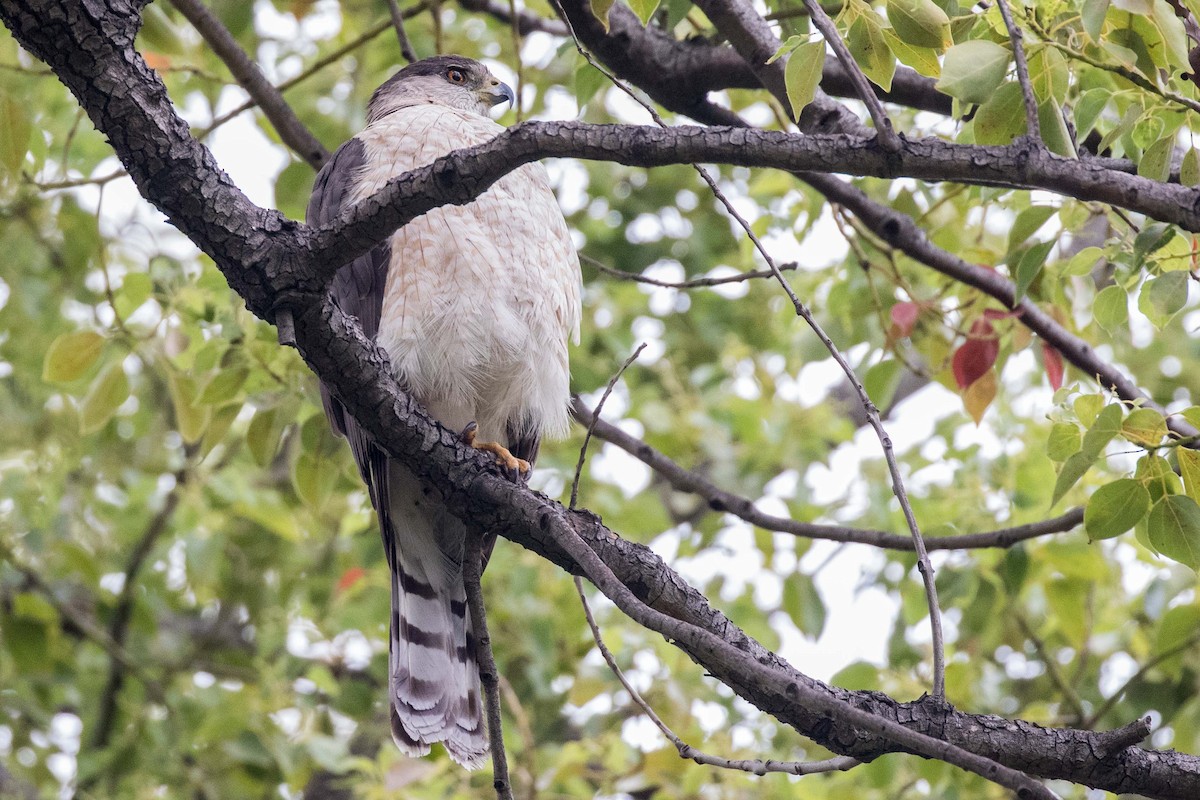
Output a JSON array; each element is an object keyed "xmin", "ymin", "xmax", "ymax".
[{"xmin": 350, "ymin": 103, "xmax": 581, "ymax": 443}]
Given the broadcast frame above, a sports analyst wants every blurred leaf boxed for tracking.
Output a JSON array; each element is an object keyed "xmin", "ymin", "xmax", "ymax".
[
  {"xmin": 79, "ymin": 360, "xmax": 129, "ymax": 434},
  {"xmin": 887, "ymin": 0, "xmax": 949, "ymax": 48},
  {"xmin": 43, "ymin": 331, "xmax": 105, "ymax": 383},
  {"xmin": 783, "ymin": 40, "xmax": 826, "ymax": 119}
]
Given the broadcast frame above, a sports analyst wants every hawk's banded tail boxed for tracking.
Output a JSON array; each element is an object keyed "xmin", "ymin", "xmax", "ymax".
[{"xmin": 386, "ymin": 465, "xmax": 488, "ymax": 768}]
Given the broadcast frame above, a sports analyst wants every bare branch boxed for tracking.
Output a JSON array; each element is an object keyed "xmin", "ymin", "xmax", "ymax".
[
  {"xmin": 995, "ymin": 0, "xmax": 1042, "ymax": 145},
  {"xmin": 570, "ymin": 343, "xmax": 646, "ymax": 510},
  {"xmin": 464, "ymin": 532, "xmax": 514, "ymax": 800},
  {"xmin": 571, "ymin": 396, "xmax": 1086, "ymax": 550},
  {"xmin": 167, "ymin": 0, "xmax": 329, "ymax": 168},
  {"xmin": 800, "ymin": 0, "xmax": 900, "ymax": 149},
  {"xmin": 574, "ymin": 576, "xmax": 862, "ymax": 777},
  {"xmin": 386, "ymin": 0, "xmax": 420, "ymax": 63}
]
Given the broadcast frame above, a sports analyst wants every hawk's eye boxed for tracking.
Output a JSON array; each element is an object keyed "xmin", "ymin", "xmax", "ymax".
[{"xmin": 446, "ymin": 68, "xmax": 466, "ymax": 84}]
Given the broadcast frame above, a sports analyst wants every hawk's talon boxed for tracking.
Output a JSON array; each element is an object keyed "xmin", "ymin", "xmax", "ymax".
[{"xmin": 460, "ymin": 422, "xmax": 530, "ymax": 475}]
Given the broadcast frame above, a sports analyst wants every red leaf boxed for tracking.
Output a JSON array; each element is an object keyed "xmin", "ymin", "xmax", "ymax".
[
  {"xmin": 952, "ymin": 319, "xmax": 999, "ymax": 390},
  {"xmin": 890, "ymin": 302, "xmax": 921, "ymax": 338},
  {"xmin": 1042, "ymin": 342, "xmax": 1064, "ymax": 390},
  {"xmin": 336, "ymin": 566, "xmax": 366, "ymax": 593},
  {"xmin": 983, "ymin": 308, "xmax": 1024, "ymax": 321}
]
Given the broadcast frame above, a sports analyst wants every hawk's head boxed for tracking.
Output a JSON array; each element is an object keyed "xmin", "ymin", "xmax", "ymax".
[{"xmin": 367, "ymin": 55, "xmax": 515, "ymax": 123}]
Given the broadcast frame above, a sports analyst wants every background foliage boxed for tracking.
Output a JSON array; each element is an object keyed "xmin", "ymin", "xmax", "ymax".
[{"xmin": 2, "ymin": 0, "xmax": 1200, "ymax": 797}]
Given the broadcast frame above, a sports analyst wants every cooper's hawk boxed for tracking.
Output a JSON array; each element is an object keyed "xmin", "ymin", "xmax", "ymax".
[{"xmin": 307, "ymin": 56, "xmax": 581, "ymax": 767}]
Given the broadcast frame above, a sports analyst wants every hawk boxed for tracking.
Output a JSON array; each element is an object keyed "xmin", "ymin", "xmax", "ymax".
[{"xmin": 306, "ymin": 56, "xmax": 581, "ymax": 767}]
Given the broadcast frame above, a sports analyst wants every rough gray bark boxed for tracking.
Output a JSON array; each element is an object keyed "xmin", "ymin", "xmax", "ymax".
[{"xmin": 3, "ymin": 0, "xmax": 1200, "ymax": 797}]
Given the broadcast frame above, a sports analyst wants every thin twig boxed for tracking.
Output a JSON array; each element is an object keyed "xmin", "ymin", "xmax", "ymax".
[
  {"xmin": 574, "ymin": 576, "xmax": 861, "ymax": 776},
  {"xmin": 507, "ymin": 0, "xmax": 524, "ymax": 122},
  {"xmin": 1015, "ymin": 612, "xmax": 1085, "ymax": 723},
  {"xmin": 463, "ymin": 532, "xmax": 514, "ymax": 800},
  {"xmin": 994, "ymin": 0, "xmax": 1041, "ymax": 145},
  {"xmin": 570, "ymin": 343, "xmax": 646, "ymax": 510},
  {"xmin": 386, "ymin": 0, "xmax": 419, "ymax": 63},
  {"xmin": 582, "ymin": 253, "xmax": 799, "ymax": 289},
  {"xmin": 800, "ymin": 0, "xmax": 901, "ymax": 150},
  {"xmin": 0, "ymin": 540, "xmax": 166, "ymax": 704},
  {"xmin": 571, "ymin": 397, "xmax": 1085, "ymax": 550},
  {"xmin": 92, "ymin": 471, "xmax": 187, "ymax": 749},
  {"xmin": 1083, "ymin": 630, "xmax": 1200, "ymax": 728},
  {"xmin": 556, "ymin": 4, "xmax": 945, "ymax": 698}
]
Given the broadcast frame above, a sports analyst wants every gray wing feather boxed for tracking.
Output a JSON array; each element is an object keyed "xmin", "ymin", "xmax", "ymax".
[{"xmin": 307, "ymin": 137, "xmax": 396, "ymax": 564}]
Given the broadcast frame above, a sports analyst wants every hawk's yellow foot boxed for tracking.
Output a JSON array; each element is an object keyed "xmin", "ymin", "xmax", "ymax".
[{"xmin": 460, "ymin": 421, "xmax": 530, "ymax": 474}]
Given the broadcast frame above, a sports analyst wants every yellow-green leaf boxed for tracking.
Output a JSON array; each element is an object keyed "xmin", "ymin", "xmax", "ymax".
[
  {"xmin": 42, "ymin": 331, "xmax": 105, "ymax": 383},
  {"xmin": 1122, "ymin": 407, "xmax": 1167, "ymax": 448},
  {"xmin": 848, "ymin": 16, "xmax": 896, "ymax": 92},
  {"xmin": 0, "ymin": 90, "xmax": 31, "ymax": 175},
  {"xmin": 881, "ymin": 28, "xmax": 941, "ymax": 77},
  {"xmin": 1093, "ymin": 284, "xmax": 1128, "ymax": 333},
  {"xmin": 1082, "ymin": 0, "xmax": 1110, "ymax": 41},
  {"xmin": 1138, "ymin": 135, "xmax": 1173, "ymax": 182},
  {"xmin": 79, "ymin": 361, "xmax": 129, "ymax": 434},
  {"xmin": 784, "ymin": 40, "xmax": 826, "ymax": 121},
  {"xmin": 627, "ymin": 0, "xmax": 660, "ymax": 25},
  {"xmin": 1179, "ymin": 448, "xmax": 1200, "ymax": 503},
  {"xmin": 1182, "ymin": 148, "xmax": 1200, "ymax": 186},
  {"xmin": 167, "ymin": 370, "xmax": 211, "ymax": 444}
]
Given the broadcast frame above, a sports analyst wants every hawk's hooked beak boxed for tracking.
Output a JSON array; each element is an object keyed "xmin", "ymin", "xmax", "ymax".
[{"xmin": 484, "ymin": 80, "xmax": 516, "ymax": 108}]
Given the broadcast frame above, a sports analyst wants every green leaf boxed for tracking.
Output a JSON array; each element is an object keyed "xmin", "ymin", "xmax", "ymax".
[
  {"xmin": 1093, "ymin": 284, "xmax": 1129, "ymax": 333},
  {"xmin": 1082, "ymin": 0, "xmax": 1111, "ymax": 40},
  {"xmin": 1046, "ymin": 422, "xmax": 1081, "ymax": 462},
  {"xmin": 973, "ymin": 83, "xmax": 1026, "ymax": 145},
  {"xmin": 782, "ymin": 572, "xmax": 826, "ymax": 638},
  {"xmin": 1074, "ymin": 393, "xmax": 1104, "ymax": 426},
  {"xmin": 1137, "ymin": 453, "xmax": 1182, "ymax": 501},
  {"xmin": 1137, "ymin": 135, "xmax": 1173, "ymax": 182},
  {"xmin": 574, "ymin": 62, "xmax": 607, "ymax": 108},
  {"xmin": 848, "ymin": 15, "xmax": 896, "ymax": 91},
  {"xmin": 1073, "ymin": 89, "xmax": 1109, "ymax": 139},
  {"xmin": 1007, "ymin": 206, "xmax": 1057, "ymax": 254},
  {"xmin": 1082, "ymin": 403, "xmax": 1124, "ymax": 459},
  {"xmin": 1138, "ymin": 271, "xmax": 1189, "ymax": 327},
  {"xmin": 0, "ymin": 90, "xmax": 31, "ymax": 175},
  {"xmin": 1085, "ymin": 479, "xmax": 1150, "ymax": 540},
  {"xmin": 1027, "ymin": 46, "xmax": 1068, "ymax": 104},
  {"xmin": 1147, "ymin": 495, "xmax": 1200, "ymax": 568},
  {"xmin": 887, "ymin": 0, "xmax": 949, "ymax": 48},
  {"xmin": 864, "ymin": 358, "xmax": 903, "ymax": 409},
  {"xmin": 783, "ymin": 40, "xmax": 826, "ymax": 120},
  {"xmin": 1013, "ymin": 240, "xmax": 1054, "ymax": 302},
  {"xmin": 1122, "ymin": 407, "xmax": 1167, "ymax": 448},
  {"xmin": 247, "ymin": 407, "xmax": 283, "ymax": 466},
  {"xmin": 1179, "ymin": 448, "xmax": 1200, "ymax": 503},
  {"xmin": 1039, "ymin": 101, "xmax": 1078, "ymax": 158},
  {"xmin": 627, "ymin": 0, "xmax": 660, "ymax": 24},
  {"xmin": 199, "ymin": 366, "xmax": 250, "ymax": 405},
  {"xmin": 1053, "ymin": 451, "xmax": 1094, "ymax": 506},
  {"xmin": 42, "ymin": 331, "xmax": 105, "ymax": 383},
  {"xmin": 1064, "ymin": 246, "xmax": 1104, "ymax": 276},
  {"xmin": 1182, "ymin": 148, "xmax": 1200, "ymax": 186},
  {"xmin": 79, "ymin": 361, "xmax": 130, "ymax": 434},
  {"xmin": 1152, "ymin": 604, "xmax": 1200, "ymax": 670},
  {"xmin": 937, "ymin": 40, "xmax": 1010, "ymax": 104}
]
